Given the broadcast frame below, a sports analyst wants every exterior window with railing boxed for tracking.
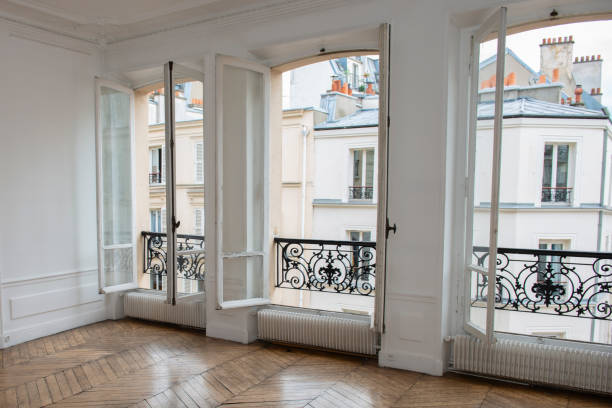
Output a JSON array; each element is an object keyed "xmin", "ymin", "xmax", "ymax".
[
  {"xmin": 149, "ymin": 146, "xmax": 165, "ymax": 185},
  {"xmin": 350, "ymin": 148, "xmax": 374, "ymax": 200},
  {"xmin": 541, "ymin": 143, "xmax": 572, "ymax": 203}
]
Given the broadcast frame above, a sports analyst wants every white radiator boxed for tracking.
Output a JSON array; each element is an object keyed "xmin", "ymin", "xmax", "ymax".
[
  {"xmin": 257, "ymin": 308, "xmax": 377, "ymax": 355},
  {"xmin": 124, "ymin": 291, "xmax": 206, "ymax": 329},
  {"xmin": 453, "ymin": 335, "xmax": 612, "ymax": 394}
]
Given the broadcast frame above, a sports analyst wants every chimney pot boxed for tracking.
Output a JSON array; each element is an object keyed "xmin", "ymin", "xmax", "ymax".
[
  {"xmin": 567, "ymin": 97, "xmax": 572, "ymax": 104},
  {"xmin": 558, "ymin": 37, "xmax": 562, "ymax": 43},
  {"xmin": 547, "ymin": 38, "xmax": 552, "ymax": 44},
  {"xmin": 592, "ymin": 88, "xmax": 596, "ymax": 95},
  {"xmin": 575, "ymin": 85, "xmax": 583, "ymax": 105},
  {"xmin": 505, "ymin": 72, "xmax": 516, "ymax": 86},
  {"xmin": 597, "ymin": 54, "xmax": 601, "ymax": 60},
  {"xmin": 581, "ymin": 56, "xmax": 584, "ymax": 62},
  {"xmin": 552, "ymin": 38, "xmax": 557, "ymax": 43},
  {"xmin": 542, "ymin": 38, "xmax": 546, "ymax": 45},
  {"xmin": 592, "ymin": 55, "xmax": 596, "ymax": 61},
  {"xmin": 597, "ymin": 87, "xmax": 601, "ymax": 94},
  {"xmin": 564, "ymin": 36, "xmax": 568, "ymax": 42},
  {"xmin": 575, "ymin": 57, "xmax": 579, "ymax": 63},
  {"xmin": 569, "ymin": 35, "xmax": 573, "ymax": 42},
  {"xmin": 552, "ymin": 68, "xmax": 560, "ymax": 83},
  {"xmin": 561, "ymin": 98, "xmax": 565, "ymax": 105},
  {"xmin": 538, "ymin": 74, "xmax": 546, "ymax": 84}
]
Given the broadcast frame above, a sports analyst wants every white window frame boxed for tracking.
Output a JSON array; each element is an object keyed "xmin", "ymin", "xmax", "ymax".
[
  {"xmin": 95, "ymin": 78, "xmax": 138, "ymax": 294},
  {"xmin": 464, "ymin": 6, "xmax": 507, "ymax": 343},
  {"xmin": 149, "ymin": 145, "xmax": 164, "ymax": 185},
  {"xmin": 215, "ymin": 55, "xmax": 271, "ymax": 310}
]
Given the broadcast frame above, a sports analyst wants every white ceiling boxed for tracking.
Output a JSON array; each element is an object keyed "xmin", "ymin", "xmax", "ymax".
[{"xmin": 0, "ymin": 0, "xmax": 287, "ymax": 44}]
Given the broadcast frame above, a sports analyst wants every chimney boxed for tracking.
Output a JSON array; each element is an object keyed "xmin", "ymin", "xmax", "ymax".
[
  {"xmin": 573, "ymin": 85, "xmax": 584, "ymax": 106},
  {"xmin": 504, "ymin": 72, "xmax": 516, "ymax": 86},
  {"xmin": 538, "ymin": 74, "xmax": 546, "ymax": 84},
  {"xmin": 573, "ymin": 52, "xmax": 604, "ymax": 103},
  {"xmin": 540, "ymin": 35, "xmax": 575, "ymax": 96},
  {"xmin": 366, "ymin": 82, "xmax": 375, "ymax": 95}
]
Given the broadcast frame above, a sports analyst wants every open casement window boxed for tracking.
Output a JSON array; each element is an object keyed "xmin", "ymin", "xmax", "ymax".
[
  {"xmin": 95, "ymin": 79, "xmax": 138, "ymax": 293},
  {"xmin": 216, "ymin": 55, "xmax": 270, "ymax": 309},
  {"xmin": 164, "ymin": 61, "xmax": 205, "ymax": 305},
  {"xmin": 465, "ymin": 7, "xmax": 507, "ymax": 343}
]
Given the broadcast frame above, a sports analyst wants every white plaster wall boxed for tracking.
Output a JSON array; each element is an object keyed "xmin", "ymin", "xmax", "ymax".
[
  {"xmin": 0, "ymin": 21, "xmax": 105, "ymax": 347},
  {"xmin": 312, "ymin": 205, "xmax": 376, "ymax": 240}
]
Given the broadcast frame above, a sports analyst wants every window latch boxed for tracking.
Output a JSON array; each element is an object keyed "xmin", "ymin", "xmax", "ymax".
[
  {"xmin": 385, "ymin": 217, "xmax": 397, "ymax": 239},
  {"xmin": 173, "ymin": 216, "xmax": 180, "ymax": 231}
]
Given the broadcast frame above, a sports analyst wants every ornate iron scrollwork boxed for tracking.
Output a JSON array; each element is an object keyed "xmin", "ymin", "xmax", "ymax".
[
  {"xmin": 142, "ymin": 231, "xmax": 206, "ymax": 283},
  {"xmin": 275, "ymin": 237, "xmax": 376, "ymax": 296},
  {"xmin": 472, "ymin": 246, "xmax": 612, "ymax": 321}
]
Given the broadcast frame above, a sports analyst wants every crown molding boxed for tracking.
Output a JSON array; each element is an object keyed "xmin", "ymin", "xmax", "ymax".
[{"xmin": 2, "ymin": 17, "xmax": 100, "ymax": 55}]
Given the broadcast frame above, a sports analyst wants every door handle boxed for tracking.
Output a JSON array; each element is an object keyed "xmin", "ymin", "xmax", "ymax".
[{"xmin": 386, "ymin": 217, "xmax": 397, "ymax": 239}]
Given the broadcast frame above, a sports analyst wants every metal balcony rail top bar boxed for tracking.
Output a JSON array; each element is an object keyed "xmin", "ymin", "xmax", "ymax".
[
  {"xmin": 149, "ymin": 172, "xmax": 162, "ymax": 184},
  {"xmin": 275, "ymin": 237, "xmax": 376, "ymax": 296},
  {"xmin": 142, "ymin": 231, "xmax": 205, "ymax": 282},
  {"xmin": 349, "ymin": 186, "xmax": 374, "ymax": 200},
  {"xmin": 541, "ymin": 186, "xmax": 573, "ymax": 202},
  {"xmin": 471, "ymin": 246, "xmax": 612, "ymax": 321}
]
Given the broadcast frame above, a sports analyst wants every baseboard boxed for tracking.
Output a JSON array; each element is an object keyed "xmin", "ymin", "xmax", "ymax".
[
  {"xmin": 379, "ymin": 349, "xmax": 444, "ymax": 376},
  {"xmin": 206, "ymin": 321, "xmax": 251, "ymax": 344},
  {"xmin": 2, "ymin": 308, "xmax": 107, "ymax": 348}
]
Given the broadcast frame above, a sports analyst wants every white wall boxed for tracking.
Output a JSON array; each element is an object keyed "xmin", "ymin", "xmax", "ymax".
[{"xmin": 0, "ymin": 21, "xmax": 104, "ymax": 346}]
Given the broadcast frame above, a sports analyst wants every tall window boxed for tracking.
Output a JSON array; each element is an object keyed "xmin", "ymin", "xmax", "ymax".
[
  {"xmin": 537, "ymin": 241, "xmax": 566, "ymax": 295},
  {"xmin": 194, "ymin": 142, "xmax": 203, "ymax": 183},
  {"xmin": 352, "ymin": 62, "xmax": 359, "ymax": 90},
  {"xmin": 350, "ymin": 149, "xmax": 375, "ymax": 200},
  {"xmin": 149, "ymin": 146, "xmax": 165, "ymax": 184},
  {"xmin": 542, "ymin": 144, "xmax": 571, "ymax": 203},
  {"xmin": 150, "ymin": 208, "xmax": 165, "ymax": 233}
]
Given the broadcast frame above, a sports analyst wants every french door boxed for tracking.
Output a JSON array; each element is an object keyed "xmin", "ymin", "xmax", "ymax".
[
  {"xmin": 95, "ymin": 79, "xmax": 138, "ymax": 293},
  {"xmin": 96, "ymin": 64, "xmax": 204, "ymax": 301},
  {"xmin": 215, "ymin": 55, "xmax": 271, "ymax": 309},
  {"xmin": 464, "ymin": 7, "xmax": 507, "ymax": 342}
]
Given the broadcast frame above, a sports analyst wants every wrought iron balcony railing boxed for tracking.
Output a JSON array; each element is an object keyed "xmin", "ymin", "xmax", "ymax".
[
  {"xmin": 471, "ymin": 246, "xmax": 612, "ymax": 321},
  {"xmin": 142, "ymin": 231, "xmax": 205, "ymax": 289},
  {"xmin": 275, "ymin": 237, "xmax": 376, "ymax": 296},
  {"xmin": 541, "ymin": 186, "xmax": 573, "ymax": 203},
  {"xmin": 149, "ymin": 172, "xmax": 163, "ymax": 184},
  {"xmin": 349, "ymin": 186, "xmax": 373, "ymax": 200}
]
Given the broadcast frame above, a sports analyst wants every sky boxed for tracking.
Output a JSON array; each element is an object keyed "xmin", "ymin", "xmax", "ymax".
[{"xmin": 480, "ymin": 20, "xmax": 612, "ymax": 108}]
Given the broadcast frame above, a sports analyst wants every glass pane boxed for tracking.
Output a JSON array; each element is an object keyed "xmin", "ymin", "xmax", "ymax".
[
  {"xmin": 353, "ymin": 150, "xmax": 362, "ymax": 186},
  {"xmin": 542, "ymin": 144, "xmax": 553, "ymax": 202},
  {"xmin": 468, "ymin": 270, "xmax": 487, "ymax": 332},
  {"xmin": 556, "ymin": 145, "xmax": 569, "ymax": 187},
  {"xmin": 223, "ymin": 256, "xmax": 263, "ymax": 301},
  {"xmin": 101, "ymin": 86, "xmax": 132, "ymax": 246},
  {"xmin": 363, "ymin": 231, "xmax": 372, "ymax": 241},
  {"xmin": 222, "ymin": 65, "xmax": 265, "ymax": 254},
  {"xmin": 366, "ymin": 149, "xmax": 375, "ymax": 187},
  {"xmin": 104, "ymin": 247, "xmax": 133, "ymax": 287}
]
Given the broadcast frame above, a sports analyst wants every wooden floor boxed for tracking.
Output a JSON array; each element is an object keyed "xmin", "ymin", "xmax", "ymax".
[{"xmin": 0, "ymin": 319, "xmax": 610, "ymax": 407}]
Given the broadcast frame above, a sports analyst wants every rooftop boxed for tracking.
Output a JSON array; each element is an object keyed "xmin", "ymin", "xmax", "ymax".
[{"xmin": 478, "ymin": 97, "xmax": 608, "ymax": 119}]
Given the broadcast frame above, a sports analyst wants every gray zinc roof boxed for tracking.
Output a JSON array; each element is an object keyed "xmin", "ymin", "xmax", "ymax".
[
  {"xmin": 314, "ymin": 108, "xmax": 379, "ymax": 130},
  {"xmin": 478, "ymin": 97, "xmax": 608, "ymax": 119}
]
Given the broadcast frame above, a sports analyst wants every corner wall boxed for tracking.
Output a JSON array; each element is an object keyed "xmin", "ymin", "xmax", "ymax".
[{"xmin": 0, "ymin": 20, "xmax": 105, "ymax": 347}]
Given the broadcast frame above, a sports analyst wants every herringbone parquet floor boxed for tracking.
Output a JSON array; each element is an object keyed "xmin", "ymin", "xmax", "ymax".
[{"xmin": 0, "ymin": 319, "xmax": 610, "ymax": 407}]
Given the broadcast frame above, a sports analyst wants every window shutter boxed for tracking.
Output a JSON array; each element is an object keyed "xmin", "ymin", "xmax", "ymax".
[
  {"xmin": 161, "ymin": 144, "xmax": 166, "ymax": 184},
  {"xmin": 194, "ymin": 207, "xmax": 204, "ymax": 236},
  {"xmin": 194, "ymin": 142, "xmax": 203, "ymax": 183},
  {"xmin": 161, "ymin": 207, "xmax": 166, "ymax": 233}
]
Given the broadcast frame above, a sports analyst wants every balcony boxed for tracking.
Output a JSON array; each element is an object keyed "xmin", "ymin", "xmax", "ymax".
[
  {"xmin": 541, "ymin": 186, "xmax": 573, "ymax": 203},
  {"xmin": 149, "ymin": 172, "xmax": 162, "ymax": 184},
  {"xmin": 471, "ymin": 246, "xmax": 612, "ymax": 322},
  {"xmin": 142, "ymin": 231, "xmax": 205, "ymax": 291},
  {"xmin": 349, "ymin": 186, "xmax": 373, "ymax": 200},
  {"xmin": 275, "ymin": 237, "xmax": 376, "ymax": 296}
]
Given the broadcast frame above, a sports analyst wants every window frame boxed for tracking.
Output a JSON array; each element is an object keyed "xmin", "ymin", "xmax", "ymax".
[
  {"xmin": 215, "ymin": 55, "xmax": 271, "ymax": 310},
  {"xmin": 463, "ymin": 6, "xmax": 507, "ymax": 343},
  {"xmin": 541, "ymin": 142, "xmax": 573, "ymax": 204},
  {"xmin": 95, "ymin": 78, "xmax": 139, "ymax": 294}
]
